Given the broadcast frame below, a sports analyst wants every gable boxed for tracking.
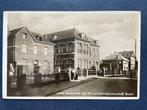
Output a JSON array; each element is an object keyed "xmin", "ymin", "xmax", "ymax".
[{"xmin": 15, "ymin": 27, "xmax": 35, "ymax": 44}]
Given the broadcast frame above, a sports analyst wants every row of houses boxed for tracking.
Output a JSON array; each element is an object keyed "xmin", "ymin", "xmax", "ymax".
[
  {"xmin": 8, "ymin": 26, "xmax": 137, "ymax": 79},
  {"xmin": 8, "ymin": 27, "xmax": 100, "ymax": 77}
]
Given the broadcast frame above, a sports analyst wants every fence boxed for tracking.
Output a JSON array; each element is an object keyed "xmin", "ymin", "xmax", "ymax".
[
  {"xmin": 9, "ymin": 73, "xmax": 69, "ymax": 89},
  {"xmin": 26, "ymin": 74, "xmax": 56, "ymax": 84}
]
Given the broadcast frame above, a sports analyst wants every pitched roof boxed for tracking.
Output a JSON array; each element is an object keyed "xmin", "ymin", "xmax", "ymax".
[
  {"xmin": 9, "ymin": 27, "xmax": 24, "ymax": 37},
  {"xmin": 103, "ymin": 51, "xmax": 134, "ymax": 61},
  {"xmin": 30, "ymin": 31, "xmax": 54, "ymax": 45},
  {"xmin": 117, "ymin": 51, "xmax": 134, "ymax": 58},
  {"xmin": 9, "ymin": 27, "xmax": 54, "ymax": 45},
  {"xmin": 46, "ymin": 28, "xmax": 76, "ymax": 41},
  {"xmin": 45, "ymin": 28, "xmax": 99, "ymax": 47}
]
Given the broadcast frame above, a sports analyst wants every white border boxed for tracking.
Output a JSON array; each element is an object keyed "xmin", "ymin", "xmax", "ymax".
[{"xmin": 2, "ymin": 11, "xmax": 141, "ymax": 100}]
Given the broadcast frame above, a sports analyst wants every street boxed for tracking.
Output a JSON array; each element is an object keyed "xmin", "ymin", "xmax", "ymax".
[{"xmin": 52, "ymin": 78, "xmax": 137, "ymax": 97}]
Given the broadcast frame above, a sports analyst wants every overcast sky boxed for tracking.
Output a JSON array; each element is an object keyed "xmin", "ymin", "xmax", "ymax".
[{"xmin": 7, "ymin": 12, "xmax": 140, "ymax": 59}]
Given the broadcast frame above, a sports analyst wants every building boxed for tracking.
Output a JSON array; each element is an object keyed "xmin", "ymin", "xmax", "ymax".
[
  {"xmin": 8, "ymin": 27, "xmax": 54, "ymax": 76},
  {"xmin": 101, "ymin": 51, "xmax": 136, "ymax": 76},
  {"xmin": 46, "ymin": 28, "xmax": 100, "ymax": 76}
]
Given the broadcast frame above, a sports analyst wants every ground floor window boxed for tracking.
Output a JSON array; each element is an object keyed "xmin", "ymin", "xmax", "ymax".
[{"xmin": 34, "ymin": 60, "xmax": 38, "ymax": 65}]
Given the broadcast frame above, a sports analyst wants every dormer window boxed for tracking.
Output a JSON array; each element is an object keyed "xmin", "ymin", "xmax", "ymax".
[
  {"xmin": 79, "ymin": 33, "xmax": 85, "ymax": 39},
  {"xmin": 22, "ymin": 33, "xmax": 27, "ymax": 39},
  {"xmin": 53, "ymin": 35, "xmax": 58, "ymax": 40},
  {"xmin": 39, "ymin": 37, "xmax": 42, "ymax": 41}
]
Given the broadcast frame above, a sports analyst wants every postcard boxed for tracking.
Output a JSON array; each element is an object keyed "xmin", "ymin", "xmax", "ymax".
[{"xmin": 3, "ymin": 11, "xmax": 140, "ymax": 99}]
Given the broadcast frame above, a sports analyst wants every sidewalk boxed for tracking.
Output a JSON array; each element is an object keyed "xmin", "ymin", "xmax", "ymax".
[
  {"xmin": 98, "ymin": 75, "xmax": 137, "ymax": 80},
  {"xmin": 9, "ymin": 77, "xmax": 97, "ymax": 96}
]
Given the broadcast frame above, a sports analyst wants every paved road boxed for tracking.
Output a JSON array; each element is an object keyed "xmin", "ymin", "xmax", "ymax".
[{"xmin": 52, "ymin": 78, "xmax": 137, "ymax": 97}]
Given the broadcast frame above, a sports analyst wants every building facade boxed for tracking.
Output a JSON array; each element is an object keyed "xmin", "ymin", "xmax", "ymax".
[
  {"xmin": 46, "ymin": 28, "xmax": 100, "ymax": 76},
  {"xmin": 101, "ymin": 51, "xmax": 136, "ymax": 76},
  {"xmin": 8, "ymin": 27, "xmax": 54, "ymax": 76}
]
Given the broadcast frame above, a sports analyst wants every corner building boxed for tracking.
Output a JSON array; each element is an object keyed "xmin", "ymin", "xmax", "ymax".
[
  {"xmin": 8, "ymin": 27, "xmax": 54, "ymax": 75},
  {"xmin": 46, "ymin": 28, "xmax": 100, "ymax": 75}
]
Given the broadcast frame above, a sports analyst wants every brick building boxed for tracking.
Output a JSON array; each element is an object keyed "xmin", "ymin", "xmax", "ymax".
[
  {"xmin": 101, "ymin": 51, "xmax": 136, "ymax": 76},
  {"xmin": 8, "ymin": 27, "xmax": 54, "ymax": 76},
  {"xmin": 46, "ymin": 28, "xmax": 100, "ymax": 76}
]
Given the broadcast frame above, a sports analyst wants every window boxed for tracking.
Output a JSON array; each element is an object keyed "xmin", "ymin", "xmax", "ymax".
[
  {"xmin": 97, "ymin": 48, "xmax": 99, "ymax": 57},
  {"xmin": 66, "ymin": 44, "xmax": 69, "ymax": 53},
  {"xmin": 84, "ymin": 44, "xmax": 86, "ymax": 54},
  {"xmin": 44, "ymin": 61, "xmax": 49, "ymax": 66},
  {"xmin": 44, "ymin": 47, "xmax": 48, "ymax": 55},
  {"xmin": 21, "ymin": 44, "xmax": 27, "ymax": 53},
  {"xmin": 86, "ymin": 60, "xmax": 88, "ymax": 69},
  {"xmin": 58, "ymin": 45, "xmax": 60, "ymax": 54},
  {"xmin": 77, "ymin": 59, "xmax": 79, "ymax": 67},
  {"xmin": 84, "ymin": 60, "xmax": 86, "ymax": 68},
  {"xmin": 39, "ymin": 37, "xmax": 42, "ymax": 41},
  {"xmin": 80, "ymin": 59, "xmax": 82, "ymax": 68},
  {"xmin": 79, "ymin": 43, "xmax": 82, "ymax": 53},
  {"xmin": 55, "ymin": 59, "xmax": 58, "ymax": 65},
  {"xmin": 34, "ymin": 60, "xmax": 38, "ymax": 65},
  {"xmin": 33, "ymin": 46, "xmax": 38, "ymax": 54},
  {"xmin": 63, "ymin": 44, "xmax": 66, "ymax": 53},
  {"xmin": 22, "ymin": 33, "xmax": 27, "ymax": 39},
  {"xmin": 93, "ymin": 48, "xmax": 95, "ymax": 57},
  {"xmin": 86, "ymin": 45, "xmax": 88, "ymax": 54},
  {"xmin": 89, "ymin": 47, "xmax": 91, "ymax": 56}
]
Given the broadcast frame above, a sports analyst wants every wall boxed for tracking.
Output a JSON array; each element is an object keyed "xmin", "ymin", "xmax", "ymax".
[
  {"xmin": 74, "ymin": 39, "xmax": 100, "ymax": 72},
  {"xmin": 9, "ymin": 28, "xmax": 54, "ymax": 75}
]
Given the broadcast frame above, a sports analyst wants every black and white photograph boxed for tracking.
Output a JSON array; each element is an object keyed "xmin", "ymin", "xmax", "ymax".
[{"xmin": 3, "ymin": 11, "xmax": 140, "ymax": 99}]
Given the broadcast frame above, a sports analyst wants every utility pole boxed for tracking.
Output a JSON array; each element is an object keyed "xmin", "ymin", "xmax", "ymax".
[
  {"xmin": 134, "ymin": 38, "xmax": 138, "ymax": 78},
  {"xmin": 135, "ymin": 39, "xmax": 137, "ymax": 59}
]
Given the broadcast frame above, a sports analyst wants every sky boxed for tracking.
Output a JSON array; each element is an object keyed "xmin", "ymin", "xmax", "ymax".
[{"xmin": 6, "ymin": 12, "xmax": 140, "ymax": 59}]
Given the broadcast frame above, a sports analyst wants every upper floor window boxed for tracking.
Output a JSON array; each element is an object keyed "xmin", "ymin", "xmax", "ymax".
[
  {"xmin": 33, "ymin": 45, "xmax": 38, "ymax": 54},
  {"xmin": 63, "ymin": 44, "xmax": 66, "ymax": 53},
  {"xmin": 78, "ymin": 43, "xmax": 82, "ymax": 53},
  {"xmin": 60, "ymin": 44, "xmax": 63, "ymax": 54},
  {"xmin": 93, "ymin": 48, "xmax": 95, "ymax": 57},
  {"xmin": 66, "ymin": 44, "xmax": 69, "ymax": 53},
  {"xmin": 39, "ymin": 37, "xmax": 42, "ymax": 41},
  {"xmin": 89, "ymin": 47, "xmax": 91, "ymax": 56},
  {"xmin": 21, "ymin": 43, "xmax": 27, "ymax": 53},
  {"xmin": 22, "ymin": 33, "xmax": 27, "ymax": 39},
  {"xmin": 97, "ymin": 48, "xmax": 99, "ymax": 57},
  {"xmin": 44, "ymin": 47, "xmax": 48, "ymax": 55}
]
